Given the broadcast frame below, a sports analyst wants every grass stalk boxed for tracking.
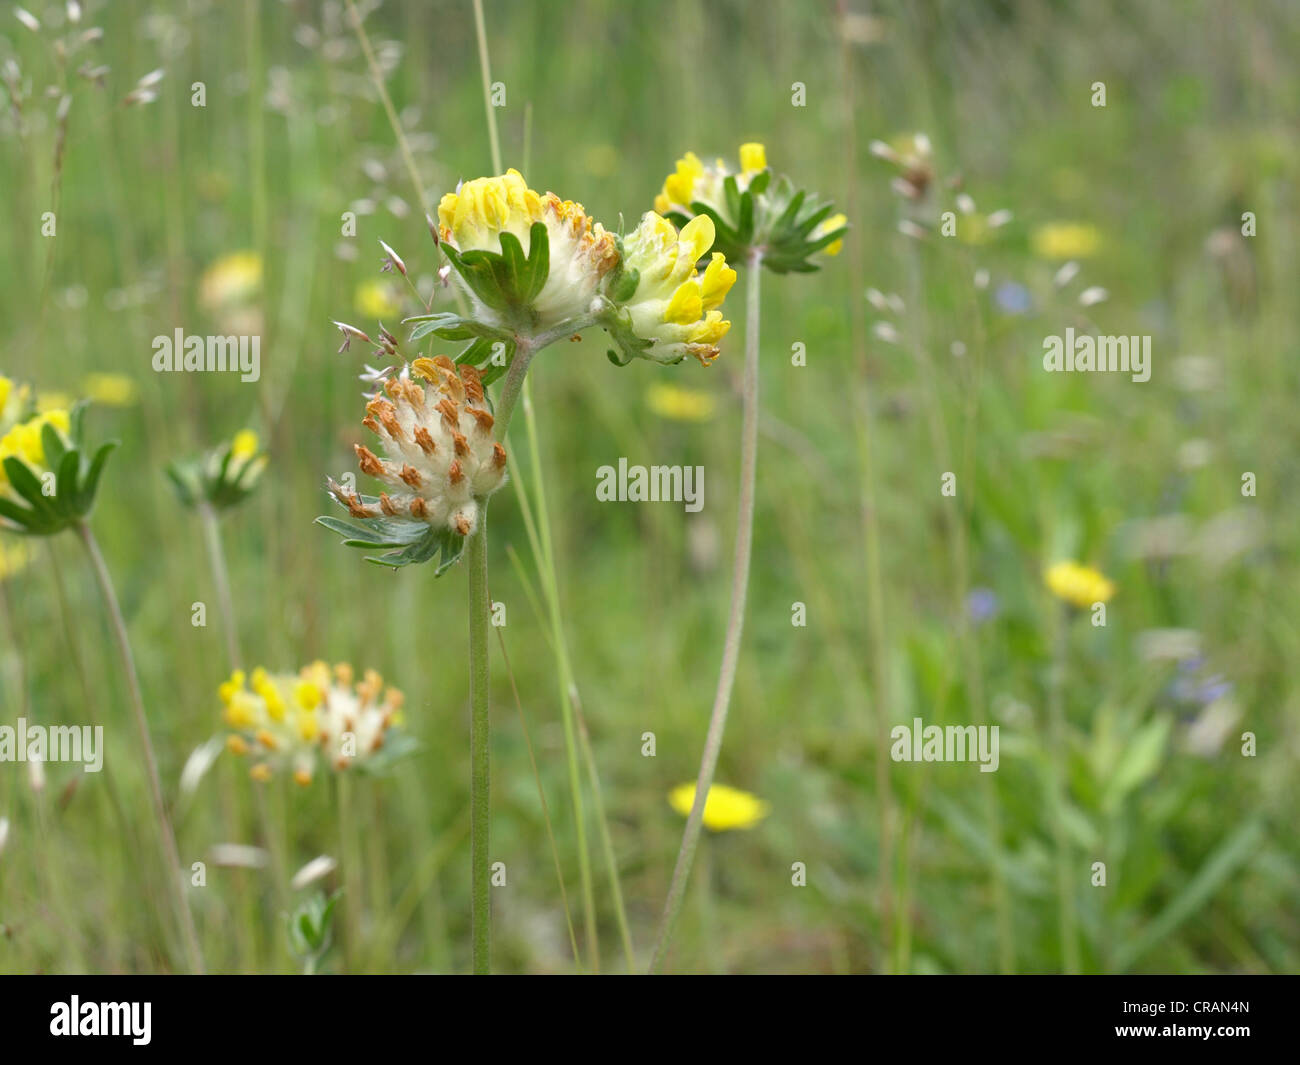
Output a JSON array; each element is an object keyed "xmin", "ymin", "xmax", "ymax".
[
  {"xmin": 649, "ymin": 251, "xmax": 763, "ymax": 972},
  {"xmin": 76, "ymin": 521, "xmax": 205, "ymax": 975}
]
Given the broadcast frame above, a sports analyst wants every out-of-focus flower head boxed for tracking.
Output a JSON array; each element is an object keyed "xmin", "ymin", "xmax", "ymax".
[
  {"xmin": 652, "ymin": 142, "xmax": 847, "ymax": 274},
  {"xmin": 320, "ymin": 357, "xmax": 507, "ymax": 570},
  {"xmin": 646, "ymin": 381, "xmax": 716, "ymax": 422},
  {"xmin": 669, "ymin": 781, "xmax": 770, "ymax": 832},
  {"xmin": 0, "ymin": 399, "xmax": 116, "ymax": 536},
  {"xmin": 355, "ymin": 278, "xmax": 402, "ymax": 319},
  {"xmin": 869, "ymin": 133, "xmax": 935, "ymax": 203},
  {"xmin": 0, "ymin": 374, "xmax": 32, "ymax": 431},
  {"xmin": 84, "ymin": 373, "xmax": 138, "ymax": 407},
  {"xmin": 1032, "ymin": 222, "xmax": 1102, "ymax": 260},
  {"xmin": 220, "ymin": 662, "xmax": 410, "ymax": 784},
  {"xmin": 199, "ymin": 251, "xmax": 263, "ymax": 312},
  {"xmin": 165, "ymin": 429, "xmax": 267, "ymax": 511},
  {"xmin": 1045, "ymin": 560, "xmax": 1115, "ymax": 609}
]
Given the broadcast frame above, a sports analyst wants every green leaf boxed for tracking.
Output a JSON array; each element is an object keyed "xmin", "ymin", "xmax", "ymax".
[{"xmin": 76, "ymin": 441, "xmax": 118, "ymax": 514}]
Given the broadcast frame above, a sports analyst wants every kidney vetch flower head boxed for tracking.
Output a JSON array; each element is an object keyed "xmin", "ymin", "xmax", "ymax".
[
  {"xmin": 165, "ymin": 428, "xmax": 267, "ymax": 512},
  {"xmin": 320, "ymin": 356, "xmax": 507, "ymax": 569},
  {"xmin": 396, "ymin": 167, "xmax": 738, "ymax": 378},
  {"xmin": 653, "ymin": 142, "xmax": 847, "ymax": 273},
  {"xmin": 220, "ymin": 662, "xmax": 410, "ymax": 785}
]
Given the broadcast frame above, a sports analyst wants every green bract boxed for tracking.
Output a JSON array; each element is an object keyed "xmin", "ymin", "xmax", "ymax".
[{"xmin": 0, "ymin": 403, "xmax": 115, "ymax": 536}]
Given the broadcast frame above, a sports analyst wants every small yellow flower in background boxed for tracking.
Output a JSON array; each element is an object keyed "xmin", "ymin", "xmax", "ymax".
[
  {"xmin": 646, "ymin": 381, "xmax": 715, "ymax": 422},
  {"xmin": 230, "ymin": 429, "xmax": 259, "ymax": 462},
  {"xmin": 220, "ymin": 661, "xmax": 407, "ymax": 784},
  {"xmin": 669, "ymin": 782, "xmax": 770, "ymax": 832},
  {"xmin": 36, "ymin": 391, "xmax": 72, "ymax": 414},
  {"xmin": 84, "ymin": 373, "xmax": 138, "ymax": 407},
  {"xmin": 582, "ymin": 143, "xmax": 620, "ymax": 178},
  {"xmin": 1045, "ymin": 561, "xmax": 1116, "ymax": 609},
  {"xmin": 0, "ymin": 375, "xmax": 26, "ymax": 429},
  {"xmin": 0, "ymin": 538, "xmax": 30, "ymax": 581},
  {"xmin": 199, "ymin": 250, "xmax": 263, "ymax": 311},
  {"xmin": 1032, "ymin": 222, "xmax": 1102, "ymax": 260},
  {"xmin": 355, "ymin": 278, "xmax": 401, "ymax": 319}
]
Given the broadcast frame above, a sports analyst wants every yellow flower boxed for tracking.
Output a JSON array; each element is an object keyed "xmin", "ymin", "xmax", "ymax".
[
  {"xmin": 1031, "ymin": 222, "xmax": 1102, "ymax": 260},
  {"xmin": 84, "ymin": 373, "xmax": 138, "ymax": 407},
  {"xmin": 437, "ymin": 169, "xmax": 619, "ymax": 328},
  {"xmin": 0, "ymin": 408, "xmax": 70, "ymax": 488},
  {"xmin": 815, "ymin": 211, "xmax": 849, "ymax": 255},
  {"xmin": 231, "ymin": 429, "xmax": 259, "ymax": 461},
  {"xmin": 1045, "ymin": 561, "xmax": 1116, "ymax": 609},
  {"xmin": 739, "ymin": 142, "xmax": 767, "ymax": 173},
  {"xmin": 199, "ymin": 251, "xmax": 263, "ymax": 311},
  {"xmin": 646, "ymin": 382, "xmax": 715, "ymax": 422},
  {"xmin": 669, "ymin": 782, "xmax": 770, "ymax": 832},
  {"xmin": 355, "ymin": 279, "xmax": 401, "ymax": 319},
  {"xmin": 618, "ymin": 213, "xmax": 736, "ymax": 365}
]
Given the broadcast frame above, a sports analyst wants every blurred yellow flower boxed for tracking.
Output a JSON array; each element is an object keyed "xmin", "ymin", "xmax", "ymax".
[
  {"xmin": 669, "ymin": 782, "xmax": 769, "ymax": 831},
  {"xmin": 0, "ymin": 538, "xmax": 30, "ymax": 581},
  {"xmin": 582, "ymin": 143, "xmax": 620, "ymax": 178},
  {"xmin": 1032, "ymin": 222, "xmax": 1101, "ymax": 260},
  {"xmin": 1045, "ymin": 561, "xmax": 1115, "ymax": 609},
  {"xmin": 84, "ymin": 373, "xmax": 138, "ymax": 407},
  {"xmin": 646, "ymin": 382, "xmax": 715, "ymax": 422},
  {"xmin": 200, "ymin": 251, "xmax": 263, "ymax": 311},
  {"xmin": 36, "ymin": 391, "xmax": 72, "ymax": 413},
  {"xmin": 355, "ymin": 278, "xmax": 402, "ymax": 319},
  {"xmin": 231, "ymin": 429, "xmax": 260, "ymax": 461}
]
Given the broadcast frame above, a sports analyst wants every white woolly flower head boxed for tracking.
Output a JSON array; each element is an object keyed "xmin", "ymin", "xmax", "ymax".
[{"xmin": 330, "ymin": 355, "xmax": 507, "ymax": 540}]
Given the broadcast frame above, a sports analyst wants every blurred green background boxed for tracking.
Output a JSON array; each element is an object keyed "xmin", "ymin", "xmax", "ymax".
[{"xmin": 1, "ymin": 0, "xmax": 1297, "ymax": 974}]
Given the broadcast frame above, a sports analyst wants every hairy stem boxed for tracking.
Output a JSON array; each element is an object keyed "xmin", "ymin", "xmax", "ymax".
[
  {"xmin": 650, "ymin": 252, "xmax": 763, "ymax": 972},
  {"xmin": 467, "ymin": 501, "xmax": 492, "ymax": 974},
  {"xmin": 77, "ymin": 521, "xmax": 205, "ymax": 975},
  {"xmin": 198, "ymin": 503, "xmax": 241, "ymax": 668}
]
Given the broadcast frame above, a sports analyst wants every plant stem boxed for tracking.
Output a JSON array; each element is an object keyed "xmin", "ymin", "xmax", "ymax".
[
  {"xmin": 649, "ymin": 252, "xmax": 763, "ymax": 972},
  {"xmin": 76, "ymin": 521, "xmax": 205, "ymax": 975},
  {"xmin": 198, "ymin": 503, "xmax": 241, "ymax": 668},
  {"xmin": 467, "ymin": 500, "xmax": 492, "ymax": 974},
  {"xmin": 1048, "ymin": 605, "xmax": 1080, "ymax": 973}
]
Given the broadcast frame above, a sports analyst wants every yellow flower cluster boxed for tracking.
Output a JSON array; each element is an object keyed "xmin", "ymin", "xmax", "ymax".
[
  {"xmin": 220, "ymin": 662, "xmax": 405, "ymax": 784},
  {"xmin": 654, "ymin": 142, "xmax": 770, "ymax": 217},
  {"xmin": 438, "ymin": 168, "xmax": 620, "ymax": 326},
  {"xmin": 1044, "ymin": 561, "xmax": 1116, "ymax": 609},
  {"xmin": 669, "ymin": 782, "xmax": 769, "ymax": 832},
  {"xmin": 619, "ymin": 213, "xmax": 736, "ymax": 365}
]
